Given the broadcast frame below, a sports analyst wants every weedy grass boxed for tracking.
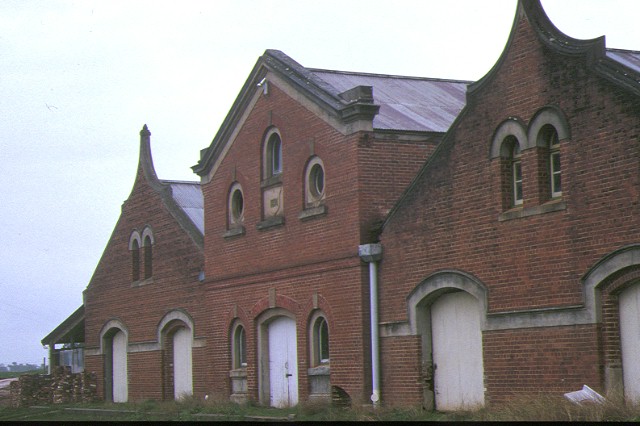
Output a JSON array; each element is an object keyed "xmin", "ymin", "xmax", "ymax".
[{"xmin": 2, "ymin": 393, "xmax": 640, "ymax": 422}]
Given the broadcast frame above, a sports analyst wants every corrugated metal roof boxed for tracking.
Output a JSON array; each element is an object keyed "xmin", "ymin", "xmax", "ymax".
[
  {"xmin": 165, "ymin": 181, "xmax": 204, "ymax": 234},
  {"xmin": 310, "ymin": 70, "xmax": 468, "ymax": 132},
  {"xmin": 606, "ymin": 48, "xmax": 640, "ymax": 74}
]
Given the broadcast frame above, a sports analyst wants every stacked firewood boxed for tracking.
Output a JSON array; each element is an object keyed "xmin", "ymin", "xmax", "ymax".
[{"xmin": 9, "ymin": 367, "xmax": 97, "ymax": 407}]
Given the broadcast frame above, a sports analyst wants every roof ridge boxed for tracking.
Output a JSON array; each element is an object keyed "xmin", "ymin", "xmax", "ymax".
[
  {"xmin": 309, "ymin": 67, "xmax": 471, "ymax": 84},
  {"xmin": 607, "ymin": 47, "xmax": 640, "ymax": 55},
  {"xmin": 161, "ymin": 179, "xmax": 201, "ymax": 185}
]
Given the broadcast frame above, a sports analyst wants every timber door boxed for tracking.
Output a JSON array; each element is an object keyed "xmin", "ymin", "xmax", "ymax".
[
  {"xmin": 268, "ymin": 317, "xmax": 298, "ymax": 407},
  {"xmin": 431, "ymin": 291, "xmax": 484, "ymax": 411},
  {"xmin": 112, "ymin": 330, "xmax": 128, "ymax": 403},
  {"xmin": 620, "ymin": 283, "xmax": 640, "ymax": 402},
  {"xmin": 172, "ymin": 327, "xmax": 193, "ymax": 400}
]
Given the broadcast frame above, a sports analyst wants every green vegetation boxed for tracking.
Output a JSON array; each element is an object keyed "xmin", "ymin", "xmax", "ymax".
[{"xmin": 1, "ymin": 394, "xmax": 640, "ymax": 422}]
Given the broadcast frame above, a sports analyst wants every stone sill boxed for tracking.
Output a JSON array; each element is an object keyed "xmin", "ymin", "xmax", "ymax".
[
  {"xmin": 308, "ymin": 365, "xmax": 330, "ymax": 376},
  {"xmin": 499, "ymin": 199, "xmax": 566, "ymax": 222},
  {"xmin": 131, "ymin": 277, "xmax": 153, "ymax": 288},
  {"xmin": 223, "ymin": 226, "xmax": 245, "ymax": 239},
  {"xmin": 229, "ymin": 368, "xmax": 247, "ymax": 378},
  {"xmin": 298, "ymin": 205, "xmax": 327, "ymax": 221},
  {"xmin": 257, "ymin": 216, "xmax": 285, "ymax": 230},
  {"xmin": 260, "ymin": 175, "xmax": 282, "ymax": 189}
]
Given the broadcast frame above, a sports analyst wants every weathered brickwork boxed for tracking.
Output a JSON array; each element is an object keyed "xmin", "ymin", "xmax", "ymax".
[
  {"xmin": 378, "ymin": 2, "xmax": 640, "ymax": 406},
  {"xmin": 60, "ymin": 0, "xmax": 640, "ymax": 410}
]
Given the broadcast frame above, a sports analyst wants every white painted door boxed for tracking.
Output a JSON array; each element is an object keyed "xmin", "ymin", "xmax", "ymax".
[
  {"xmin": 620, "ymin": 283, "xmax": 640, "ymax": 402},
  {"xmin": 268, "ymin": 317, "xmax": 298, "ymax": 407},
  {"xmin": 431, "ymin": 291, "xmax": 484, "ymax": 411},
  {"xmin": 173, "ymin": 327, "xmax": 193, "ymax": 400},
  {"xmin": 112, "ymin": 330, "xmax": 128, "ymax": 403}
]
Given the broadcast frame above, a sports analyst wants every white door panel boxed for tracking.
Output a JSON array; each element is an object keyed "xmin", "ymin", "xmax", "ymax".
[
  {"xmin": 431, "ymin": 291, "xmax": 484, "ymax": 411},
  {"xmin": 268, "ymin": 317, "xmax": 298, "ymax": 407},
  {"xmin": 173, "ymin": 327, "xmax": 193, "ymax": 400},
  {"xmin": 620, "ymin": 284, "xmax": 640, "ymax": 402},
  {"xmin": 112, "ymin": 330, "xmax": 128, "ymax": 403}
]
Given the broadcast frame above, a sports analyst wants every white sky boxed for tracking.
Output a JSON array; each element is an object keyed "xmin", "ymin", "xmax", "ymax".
[{"xmin": 1, "ymin": 0, "xmax": 638, "ymax": 365}]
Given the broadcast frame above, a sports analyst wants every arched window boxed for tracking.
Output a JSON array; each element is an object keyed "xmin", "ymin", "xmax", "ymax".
[
  {"xmin": 266, "ymin": 132, "xmax": 282, "ymax": 179},
  {"xmin": 128, "ymin": 231, "xmax": 141, "ymax": 282},
  {"xmin": 144, "ymin": 236, "xmax": 153, "ymax": 279},
  {"xmin": 259, "ymin": 128, "xmax": 285, "ymax": 226},
  {"xmin": 142, "ymin": 227, "xmax": 155, "ymax": 279},
  {"xmin": 131, "ymin": 239, "xmax": 140, "ymax": 282},
  {"xmin": 502, "ymin": 136, "xmax": 523, "ymax": 207},
  {"xmin": 310, "ymin": 313, "xmax": 329, "ymax": 366},
  {"xmin": 542, "ymin": 125, "xmax": 561, "ymax": 197},
  {"xmin": 232, "ymin": 324, "xmax": 247, "ymax": 369}
]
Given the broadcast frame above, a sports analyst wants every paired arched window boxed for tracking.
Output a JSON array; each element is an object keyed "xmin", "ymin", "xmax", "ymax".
[
  {"xmin": 129, "ymin": 227, "xmax": 154, "ymax": 282},
  {"xmin": 491, "ymin": 107, "xmax": 569, "ymax": 213}
]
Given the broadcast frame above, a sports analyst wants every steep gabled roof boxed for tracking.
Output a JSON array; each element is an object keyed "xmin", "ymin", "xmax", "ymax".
[
  {"xmin": 469, "ymin": 0, "xmax": 640, "ymax": 98},
  {"xmin": 192, "ymin": 50, "xmax": 468, "ymax": 177},
  {"xmin": 138, "ymin": 125, "xmax": 204, "ymax": 246},
  {"xmin": 383, "ymin": 0, "xmax": 640, "ymax": 231}
]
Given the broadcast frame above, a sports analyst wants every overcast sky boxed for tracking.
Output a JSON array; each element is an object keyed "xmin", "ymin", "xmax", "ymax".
[{"xmin": 1, "ymin": 1, "xmax": 638, "ymax": 365}]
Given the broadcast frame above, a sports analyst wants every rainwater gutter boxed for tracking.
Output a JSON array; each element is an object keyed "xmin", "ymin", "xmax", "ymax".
[{"xmin": 358, "ymin": 243, "xmax": 383, "ymax": 407}]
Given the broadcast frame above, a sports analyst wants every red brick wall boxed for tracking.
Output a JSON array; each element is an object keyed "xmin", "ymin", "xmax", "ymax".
[
  {"xmin": 199, "ymin": 81, "xmax": 434, "ymax": 405},
  {"xmin": 83, "ymin": 164, "xmax": 205, "ymax": 401},
  {"xmin": 378, "ymin": 13, "xmax": 640, "ymax": 402},
  {"xmin": 483, "ymin": 325, "xmax": 601, "ymax": 404},
  {"xmin": 380, "ymin": 335, "xmax": 423, "ymax": 407}
]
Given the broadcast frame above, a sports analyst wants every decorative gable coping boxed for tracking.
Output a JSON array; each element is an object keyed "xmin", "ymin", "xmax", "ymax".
[
  {"xmin": 192, "ymin": 50, "xmax": 380, "ymax": 182},
  {"xmin": 469, "ymin": 0, "xmax": 640, "ymax": 99}
]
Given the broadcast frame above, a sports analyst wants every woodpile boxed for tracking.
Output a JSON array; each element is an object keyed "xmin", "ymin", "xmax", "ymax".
[{"xmin": 9, "ymin": 367, "xmax": 97, "ymax": 407}]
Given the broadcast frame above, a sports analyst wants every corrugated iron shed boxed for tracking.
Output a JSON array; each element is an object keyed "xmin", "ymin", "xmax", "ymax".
[{"xmin": 310, "ymin": 69, "xmax": 468, "ymax": 133}]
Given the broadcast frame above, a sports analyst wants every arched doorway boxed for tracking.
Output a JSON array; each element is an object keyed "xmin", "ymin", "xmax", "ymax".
[
  {"xmin": 408, "ymin": 271, "xmax": 487, "ymax": 411},
  {"xmin": 103, "ymin": 327, "xmax": 128, "ymax": 403},
  {"xmin": 257, "ymin": 309, "xmax": 299, "ymax": 408},
  {"xmin": 268, "ymin": 316, "xmax": 298, "ymax": 407},
  {"xmin": 158, "ymin": 311, "xmax": 194, "ymax": 401},
  {"xmin": 430, "ymin": 291, "xmax": 484, "ymax": 411}
]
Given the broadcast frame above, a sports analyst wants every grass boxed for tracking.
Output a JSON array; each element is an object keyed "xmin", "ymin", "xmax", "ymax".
[{"xmin": 1, "ymin": 393, "xmax": 640, "ymax": 422}]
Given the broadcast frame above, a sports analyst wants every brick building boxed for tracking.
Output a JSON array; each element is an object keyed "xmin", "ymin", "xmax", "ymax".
[
  {"xmin": 44, "ymin": 0, "xmax": 640, "ymax": 410},
  {"xmin": 377, "ymin": 0, "xmax": 640, "ymax": 410}
]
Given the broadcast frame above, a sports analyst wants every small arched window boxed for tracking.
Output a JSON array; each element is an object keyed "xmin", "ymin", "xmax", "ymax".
[
  {"xmin": 131, "ymin": 239, "xmax": 140, "ymax": 282},
  {"xmin": 542, "ymin": 125, "xmax": 561, "ymax": 197},
  {"xmin": 310, "ymin": 314, "xmax": 329, "ymax": 366},
  {"xmin": 141, "ymin": 227, "xmax": 155, "ymax": 280},
  {"xmin": 266, "ymin": 132, "xmax": 282, "ymax": 178},
  {"xmin": 502, "ymin": 136, "xmax": 523, "ymax": 207},
  {"xmin": 129, "ymin": 231, "xmax": 142, "ymax": 282},
  {"xmin": 232, "ymin": 324, "xmax": 247, "ymax": 369}
]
